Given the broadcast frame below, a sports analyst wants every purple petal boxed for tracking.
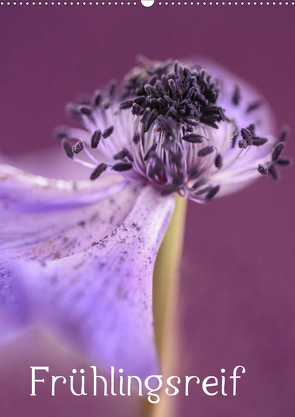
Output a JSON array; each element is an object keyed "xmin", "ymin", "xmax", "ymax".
[
  {"xmin": 1, "ymin": 164, "xmax": 144, "ymax": 261},
  {"xmin": 13, "ymin": 186, "xmax": 175, "ymax": 378},
  {"xmin": 0, "ymin": 163, "xmax": 127, "ymax": 211},
  {"xmin": 0, "ymin": 261, "xmax": 30, "ymax": 344},
  {"xmin": 1, "ymin": 186, "xmax": 143, "ymax": 262},
  {"xmin": 0, "ymin": 163, "xmax": 144, "ymax": 343},
  {"xmin": 0, "ymin": 163, "xmax": 145, "ymax": 260}
]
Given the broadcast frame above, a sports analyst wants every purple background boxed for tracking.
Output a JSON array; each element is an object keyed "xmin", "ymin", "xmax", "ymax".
[{"xmin": 1, "ymin": 5, "xmax": 295, "ymax": 417}]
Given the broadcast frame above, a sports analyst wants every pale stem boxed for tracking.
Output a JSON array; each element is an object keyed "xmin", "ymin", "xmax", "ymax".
[{"xmin": 142, "ymin": 195, "xmax": 187, "ymax": 417}]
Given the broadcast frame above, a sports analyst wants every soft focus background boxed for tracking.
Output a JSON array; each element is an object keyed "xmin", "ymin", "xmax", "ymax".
[{"xmin": 1, "ymin": 5, "xmax": 295, "ymax": 417}]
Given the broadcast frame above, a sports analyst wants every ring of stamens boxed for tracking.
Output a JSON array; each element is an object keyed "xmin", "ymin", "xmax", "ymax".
[{"xmin": 58, "ymin": 59, "xmax": 291, "ymax": 201}]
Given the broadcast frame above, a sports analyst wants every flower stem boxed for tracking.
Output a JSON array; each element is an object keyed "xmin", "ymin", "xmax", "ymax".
[{"xmin": 142, "ymin": 195, "xmax": 187, "ymax": 417}]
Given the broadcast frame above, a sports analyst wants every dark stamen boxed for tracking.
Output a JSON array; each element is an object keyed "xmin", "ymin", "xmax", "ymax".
[
  {"xmin": 148, "ymin": 75, "xmax": 158, "ymax": 86},
  {"xmin": 206, "ymin": 185, "xmax": 220, "ymax": 200},
  {"xmin": 109, "ymin": 81, "xmax": 116, "ymax": 98},
  {"xmin": 120, "ymin": 100, "xmax": 134, "ymax": 110},
  {"xmin": 190, "ymin": 178, "xmax": 207, "ymax": 191},
  {"xmin": 90, "ymin": 163, "xmax": 108, "ymax": 180},
  {"xmin": 79, "ymin": 106, "xmax": 92, "ymax": 116},
  {"xmin": 93, "ymin": 90, "xmax": 101, "ymax": 107},
  {"xmin": 200, "ymin": 113, "xmax": 220, "ymax": 125},
  {"xmin": 238, "ymin": 139, "xmax": 248, "ymax": 149},
  {"xmin": 198, "ymin": 146, "xmax": 214, "ymax": 157},
  {"xmin": 113, "ymin": 148, "xmax": 134, "ymax": 162},
  {"xmin": 276, "ymin": 157, "xmax": 291, "ymax": 166},
  {"xmin": 258, "ymin": 164, "xmax": 268, "ymax": 175},
  {"xmin": 134, "ymin": 96, "xmax": 149, "ymax": 106},
  {"xmin": 120, "ymin": 60, "xmax": 225, "ymax": 135},
  {"xmin": 182, "ymin": 133, "xmax": 203, "ymax": 143},
  {"xmin": 231, "ymin": 125, "xmax": 239, "ymax": 148},
  {"xmin": 72, "ymin": 140, "xmax": 84, "ymax": 154},
  {"xmin": 278, "ymin": 127, "xmax": 288, "ymax": 142},
  {"xmin": 239, "ymin": 127, "xmax": 252, "ymax": 149},
  {"xmin": 102, "ymin": 126, "xmax": 114, "ymax": 139},
  {"xmin": 215, "ymin": 154, "xmax": 223, "ymax": 169},
  {"xmin": 272, "ymin": 142, "xmax": 285, "ymax": 161},
  {"xmin": 132, "ymin": 103, "xmax": 141, "ymax": 115},
  {"xmin": 91, "ymin": 129, "xmax": 102, "ymax": 149},
  {"xmin": 251, "ymin": 137, "xmax": 268, "ymax": 146},
  {"xmin": 62, "ymin": 139, "xmax": 74, "ymax": 159},
  {"xmin": 145, "ymin": 84, "xmax": 161, "ymax": 98},
  {"xmin": 232, "ymin": 85, "xmax": 241, "ymax": 106},
  {"xmin": 241, "ymin": 128, "xmax": 252, "ymax": 145},
  {"xmin": 103, "ymin": 100, "xmax": 110, "ymax": 109},
  {"xmin": 112, "ymin": 162, "xmax": 133, "ymax": 172},
  {"xmin": 133, "ymin": 132, "xmax": 141, "ymax": 144},
  {"xmin": 182, "ymin": 116, "xmax": 201, "ymax": 127},
  {"xmin": 201, "ymin": 121, "xmax": 218, "ymax": 129}
]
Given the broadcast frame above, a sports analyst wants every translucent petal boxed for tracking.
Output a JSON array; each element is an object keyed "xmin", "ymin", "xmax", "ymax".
[
  {"xmin": 0, "ymin": 262, "xmax": 29, "ymax": 344},
  {"xmin": 185, "ymin": 59, "xmax": 277, "ymax": 200},
  {"xmin": 0, "ymin": 163, "xmax": 126, "ymax": 211},
  {"xmin": 0, "ymin": 163, "xmax": 142, "ymax": 344},
  {"xmin": 0, "ymin": 164, "xmax": 144, "ymax": 260},
  {"xmin": 13, "ymin": 186, "xmax": 175, "ymax": 378}
]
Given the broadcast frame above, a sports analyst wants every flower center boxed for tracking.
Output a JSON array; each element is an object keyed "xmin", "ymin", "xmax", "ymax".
[
  {"xmin": 58, "ymin": 59, "xmax": 290, "ymax": 202},
  {"xmin": 120, "ymin": 58, "xmax": 225, "ymax": 133}
]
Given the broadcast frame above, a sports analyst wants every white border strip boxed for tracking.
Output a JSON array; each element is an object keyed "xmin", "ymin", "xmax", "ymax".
[{"xmin": 1, "ymin": 1, "xmax": 294, "ymax": 4}]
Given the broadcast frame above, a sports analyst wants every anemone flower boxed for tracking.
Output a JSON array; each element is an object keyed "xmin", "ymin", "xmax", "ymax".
[{"xmin": 0, "ymin": 58, "xmax": 290, "ymax": 381}]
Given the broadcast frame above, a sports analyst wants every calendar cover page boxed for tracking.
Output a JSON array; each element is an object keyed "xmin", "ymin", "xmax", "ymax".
[{"xmin": 0, "ymin": 3, "xmax": 294, "ymax": 417}]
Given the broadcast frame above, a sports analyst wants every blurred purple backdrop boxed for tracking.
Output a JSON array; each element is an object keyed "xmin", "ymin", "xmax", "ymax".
[{"xmin": 1, "ymin": 5, "xmax": 295, "ymax": 417}]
